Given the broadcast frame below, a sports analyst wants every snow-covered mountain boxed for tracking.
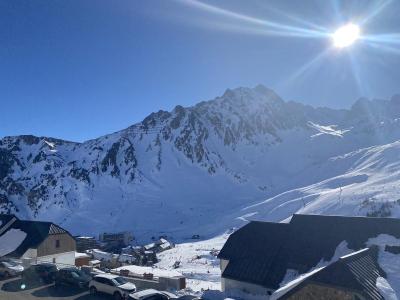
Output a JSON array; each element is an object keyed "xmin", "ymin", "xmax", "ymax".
[{"xmin": 1, "ymin": 85, "xmax": 400, "ymax": 240}]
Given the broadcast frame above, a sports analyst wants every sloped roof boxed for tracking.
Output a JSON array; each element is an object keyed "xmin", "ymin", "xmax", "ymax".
[
  {"xmin": 0, "ymin": 214, "xmax": 16, "ymax": 226},
  {"xmin": 219, "ymin": 221, "xmax": 289, "ymax": 287},
  {"xmin": 277, "ymin": 247, "xmax": 384, "ymax": 300},
  {"xmin": 219, "ymin": 214, "xmax": 400, "ymax": 290},
  {"xmin": 0, "ymin": 214, "xmax": 72, "ymax": 258}
]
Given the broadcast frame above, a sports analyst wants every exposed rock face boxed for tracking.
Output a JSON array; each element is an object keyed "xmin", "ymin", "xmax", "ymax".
[{"xmin": 2, "ymin": 85, "xmax": 400, "ymax": 239}]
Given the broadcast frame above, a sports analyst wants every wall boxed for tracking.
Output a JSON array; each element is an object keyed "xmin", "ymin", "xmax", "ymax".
[
  {"xmin": 284, "ymin": 283, "xmax": 359, "ymax": 300},
  {"xmin": 75, "ymin": 256, "xmax": 90, "ymax": 267},
  {"xmin": 37, "ymin": 251, "xmax": 76, "ymax": 267},
  {"xmin": 37, "ymin": 233, "xmax": 76, "ymax": 257},
  {"xmin": 220, "ymin": 259, "xmax": 229, "ymax": 273},
  {"xmin": 222, "ymin": 277, "xmax": 273, "ymax": 296}
]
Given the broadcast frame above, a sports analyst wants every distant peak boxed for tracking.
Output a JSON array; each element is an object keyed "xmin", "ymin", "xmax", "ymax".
[
  {"xmin": 253, "ymin": 84, "xmax": 274, "ymax": 95},
  {"xmin": 222, "ymin": 84, "xmax": 281, "ymax": 101}
]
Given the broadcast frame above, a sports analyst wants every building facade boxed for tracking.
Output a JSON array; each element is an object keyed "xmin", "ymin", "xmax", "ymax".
[{"xmin": 0, "ymin": 214, "xmax": 76, "ymax": 267}]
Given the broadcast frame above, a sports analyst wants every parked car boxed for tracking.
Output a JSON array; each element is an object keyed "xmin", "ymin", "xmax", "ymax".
[
  {"xmin": 21, "ymin": 263, "xmax": 58, "ymax": 284},
  {"xmin": 129, "ymin": 289, "xmax": 177, "ymax": 300},
  {"xmin": 89, "ymin": 274, "xmax": 136, "ymax": 300},
  {"xmin": 55, "ymin": 267, "xmax": 92, "ymax": 289},
  {"xmin": 0, "ymin": 260, "xmax": 24, "ymax": 278},
  {"xmin": 177, "ymin": 296, "xmax": 202, "ymax": 300}
]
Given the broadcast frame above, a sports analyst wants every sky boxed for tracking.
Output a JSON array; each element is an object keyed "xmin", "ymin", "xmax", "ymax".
[{"xmin": 0, "ymin": 0, "xmax": 399, "ymax": 142}]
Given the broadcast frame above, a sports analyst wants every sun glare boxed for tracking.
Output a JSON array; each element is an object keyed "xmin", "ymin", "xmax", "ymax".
[{"xmin": 333, "ymin": 23, "xmax": 361, "ymax": 48}]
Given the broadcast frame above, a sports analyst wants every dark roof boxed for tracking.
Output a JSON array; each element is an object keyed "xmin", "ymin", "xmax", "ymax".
[
  {"xmin": 0, "ymin": 214, "xmax": 71, "ymax": 258},
  {"xmin": 219, "ymin": 214, "xmax": 400, "ymax": 290},
  {"xmin": 279, "ymin": 247, "xmax": 384, "ymax": 300},
  {"xmin": 0, "ymin": 214, "xmax": 17, "ymax": 226},
  {"xmin": 219, "ymin": 221, "xmax": 289, "ymax": 287}
]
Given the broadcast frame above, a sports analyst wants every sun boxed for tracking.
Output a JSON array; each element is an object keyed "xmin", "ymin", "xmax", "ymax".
[{"xmin": 332, "ymin": 23, "xmax": 361, "ymax": 48}]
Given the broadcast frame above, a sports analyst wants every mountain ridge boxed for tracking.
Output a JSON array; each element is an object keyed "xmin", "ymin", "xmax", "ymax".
[{"xmin": 1, "ymin": 85, "xmax": 400, "ymax": 241}]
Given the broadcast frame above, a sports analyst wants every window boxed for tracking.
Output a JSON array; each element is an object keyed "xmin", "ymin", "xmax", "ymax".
[
  {"xmin": 55, "ymin": 240, "xmax": 60, "ymax": 248},
  {"xmin": 105, "ymin": 279, "xmax": 115, "ymax": 286},
  {"xmin": 112, "ymin": 276, "xmax": 128, "ymax": 286},
  {"xmin": 96, "ymin": 277, "xmax": 106, "ymax": 284}
]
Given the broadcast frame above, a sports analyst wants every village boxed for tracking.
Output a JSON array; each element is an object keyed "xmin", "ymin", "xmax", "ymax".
[{"xmin": 1, "ymin": 213, "xmax": 400, "ymax": 299}]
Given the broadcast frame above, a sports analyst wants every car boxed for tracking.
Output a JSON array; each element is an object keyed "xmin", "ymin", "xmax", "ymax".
[
  {"xmin": 55, "ymin": 267, "xmax": 92, "ymax": 289},
  {"xmin": 21, "ymin": 263, "xmax": 58, "ymax": 284},
  {"xmin": 0, "ymin": 260, "xmax": 24, "ymax": 278},
  {"xmin": 89, "ymin": 274, "xmax": 136, "ymax": 300},
  {"xmin": 129, "ymin": 289, "xmax": 177, "ymax": 300}
]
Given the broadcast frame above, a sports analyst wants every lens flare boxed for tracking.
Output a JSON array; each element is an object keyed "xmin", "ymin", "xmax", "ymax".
[{"xmin": 333, "ymin": 23, "xmax": 361, "ymax": 48}]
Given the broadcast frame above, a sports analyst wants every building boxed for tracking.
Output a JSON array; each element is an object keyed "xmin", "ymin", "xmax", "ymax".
[
  {"xmin": 0, "ymin": 214, "xmax": 76, "ymax": 267},
  {"xmin": 218, "ymin": 214, "xmax": 400, "ymax": 298},
  {"xmin": 75, "ymin": 252, "xmax": 90, "ymax": 267},
  {"xmin": 271, "ymin": 247, "xmax": 384, "ymax": 300},
  {"xmin": 99, "ymin": 231, "xmax": 134, "ymax": 247},
  {"xmin": 75, "ymin": 236, "xmax": 98, "ymax": 252}
]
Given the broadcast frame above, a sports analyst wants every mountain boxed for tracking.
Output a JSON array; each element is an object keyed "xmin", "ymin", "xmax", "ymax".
[{"xmin": 1, "ymin": 85, "xmax": 400, "ymax": 241}]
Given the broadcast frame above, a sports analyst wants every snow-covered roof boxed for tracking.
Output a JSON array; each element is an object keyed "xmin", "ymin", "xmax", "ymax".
[
  {"xmin": 0, "ymin": 229, "xmax": 27, "ymax": 257},
  {"xmin": 144, "ymin": 243, "xmax": 156, "ymax": 250},
  {"xmin": 270, "ymin": 267, "xmax": 324, "ymax": 300},
  {"xmin": 90, "ymin": 259, "xmax": 101, "ymax": 265},
  {"xmin": 91, "ymin": 249, "xmax": 118, "ymax": 261},
  {"xmin": 271, "ymin": 247, "xmax": 384, "ymax": 300},
  {"xmin": 0, "ymin": 214, "xmax": 72, "ymax": 258},
  {"xmin": 75, "ymin": 252, "xmax": 90, "ymax": 258},
  {"xmin": 219, "ymin": 214, "xmax": 400, "ymax": 290}
]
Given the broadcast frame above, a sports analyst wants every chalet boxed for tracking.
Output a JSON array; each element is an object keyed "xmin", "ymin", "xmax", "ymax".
[
  {"xmin": 0, "ymin": 214, "xmax": 76, "ymax": 267},
  {"xmin": 218, "ymin": 214, "xmax": 400, "ymax": 299}
]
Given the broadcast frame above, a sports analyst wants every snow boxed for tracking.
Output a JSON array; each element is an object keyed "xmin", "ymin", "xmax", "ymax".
[
  {"xmin": 274, "ymin": 243, "xmax": 365, "ymax": 299},
  {"xmin": 156, "ymin": 234, "xmax": 228, "ymax": 292},
  {"xmin": 367, "ymin": 234, "xmax": 400, "ymax": 297},
  {"xmin": 270, "ymin": 267, "xmax": 325, "ymax": 300},
  {"xmin": 2, "ymin": 87, "xmax": 400, "ymax": 244},
  {"xmin": 314, "ymin": 240, "xmax": 353, "ymax": 268},
  {"xmin": 75, "ymin": 252, "xmax": 89, "ymax": 258},
  {"xmin": 113, "ymin": 265, "xmax": 182, "ymax": 278},
  {"xmin": 0, "ymin": 229, "xmax": 27, "ymax": 257},
  {"xmin": 308, "ymin": 121, "xmax": 350, "ymax": 138},
  {"xmin": 376, "ymin": 277, "xmax": 398, "ymax": 300},
  {"xmin": 90, "ymin": 249, "xmax": 118, "ymax": 261}
]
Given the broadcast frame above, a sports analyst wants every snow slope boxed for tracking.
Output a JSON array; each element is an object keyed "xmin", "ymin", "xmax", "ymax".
[
  {"xmin": 156, "ymin": 234, "xmax": 228, "ymax": 292},
  {"xmin": 1, "ymin": 86, "xmax": 400, "ymax": 241}
]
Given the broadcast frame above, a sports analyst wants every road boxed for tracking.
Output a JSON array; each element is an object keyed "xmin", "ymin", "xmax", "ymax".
[{"xmin": 0, "ymin": 277, "xmax": 111, "ymax": 300}]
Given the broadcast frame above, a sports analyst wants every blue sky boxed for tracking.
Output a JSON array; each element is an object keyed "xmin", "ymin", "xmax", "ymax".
[{"xmin": 0, "ymin": 0, "xmax": 399, "ymax": 142}]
